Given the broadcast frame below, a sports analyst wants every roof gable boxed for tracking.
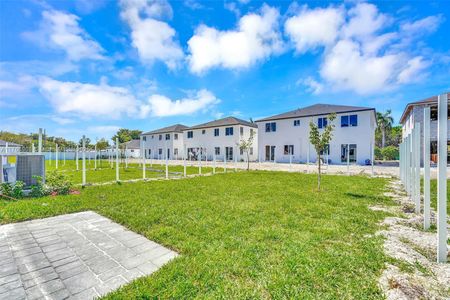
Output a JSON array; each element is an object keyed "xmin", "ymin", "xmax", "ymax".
[
  {"xmin": 189, "ymin": 117, "xmax": 257, "ymax": 130},
  {"xmin": 142, "ymin": 124, "xmax": 189, "ymax": 135}
]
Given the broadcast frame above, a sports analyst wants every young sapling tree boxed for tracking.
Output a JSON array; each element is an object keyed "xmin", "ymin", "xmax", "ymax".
[
  {"xmin": 238, "ymin": 130, "xmax": 255, "ymax": 171},
  {"xmin": 309, "ymin": 113, "xmax": 336, "ymax": 190}
]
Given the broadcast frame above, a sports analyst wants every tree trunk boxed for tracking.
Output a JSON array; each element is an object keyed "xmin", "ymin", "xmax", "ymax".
[
  {"xmin": 317, "ymin": 153, "xmax": 321, "ymax": 190},
  {"xmin": 246, "ymin": 151, "xmax": 250, "ymax": 171},
  {"xmin": 381, "ymin": 126, "xmax": 386, "ymax": 148}
]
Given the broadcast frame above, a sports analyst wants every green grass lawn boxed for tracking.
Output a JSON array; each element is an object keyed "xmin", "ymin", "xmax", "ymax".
[
  {"xmin": 0, "ymin": 171, "xmax": 393, "ymax": 299},
  {"xmin": 45, "ymin": 160, "xmax": 221, "ymax": 184}
]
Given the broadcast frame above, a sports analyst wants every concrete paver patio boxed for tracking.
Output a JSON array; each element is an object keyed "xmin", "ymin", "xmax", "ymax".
[{"xmin": 0, "ymin": 211, "xmax": 178, "ymax": 299}]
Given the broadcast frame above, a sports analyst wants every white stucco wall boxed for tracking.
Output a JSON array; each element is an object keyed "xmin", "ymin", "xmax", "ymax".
[
  {"xmin": 183, "ymin": 125, "xmax": 258, "ymax": 161},
  {"xmin": 142, "ymin": 132, "xmax": 185, "ymax": 159},
  {"xmin": 256, "ymin": 110, "xmax": 376, "ymax": 165}
]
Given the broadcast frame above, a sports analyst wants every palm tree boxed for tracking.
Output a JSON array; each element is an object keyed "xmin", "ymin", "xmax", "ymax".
[{"xmin": 377, "ymin": 110, "xmax": 394, "ymax": 148}]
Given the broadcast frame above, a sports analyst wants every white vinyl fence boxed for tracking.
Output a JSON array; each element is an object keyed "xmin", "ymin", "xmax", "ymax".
[{"xmin": 399, "ymin": 92, "xmax": 448, "ymax": 263}]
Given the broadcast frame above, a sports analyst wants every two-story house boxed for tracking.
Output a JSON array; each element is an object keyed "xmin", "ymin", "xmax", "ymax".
[
  {"xmin": 183, "ymin": 117, "xmax": 258, "ymax": 161},
  {"xmin": 255, "ymin": 104, "xmax": 377, "ymax": 165},
  {"xmin": 141, "ymin": 124, "xmax": 189, "ymax": 159},
  {"xmin": 399, "ymin": 93, "xmax": 450, "ymax": 164}
]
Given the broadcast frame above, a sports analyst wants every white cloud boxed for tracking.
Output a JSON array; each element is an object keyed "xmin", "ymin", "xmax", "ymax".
[
  {"xmin": 297, "ymin": 76, "xmax": 324, "ymax": 94},
  {"xmin": 343, "ymin": 3, "xmax": 389, "ymax": 39},
  {"xmin": 284, "ymin": 2, "xmax": 439, "ymax": 95},
  {"xmin": 397, "ymin": 56, "xmax": 429, "ymax": 84},
  {"xmin": 401, "ymin": 15, "xmax": 443, "ymax": 35},
  {"xmin": 22, "ymin": 10, "xmax": 104, "ymax": 61},
  {"xmin": 37, "ymin": 77, "xmax": 218, "ymax": 119},
  {"xmin": 320, "ymin": 40, "xmax": 398, "ymax": 94},
  {"xmin": 119, "ymin": 0, "xmax": 183, "ymax": 69},
  {"xmin": 38, "ymin": 77, "xmax": 139, "ymax": 119},
  {"xmin": 187, "ymin": 4, "xmax": 283, "ymax": 74},
  {"xmin": 285, "ymin": 6, "xmax": 344, "ymax": 53},
  {"xmin": 145, "ymin": 89, "xmax": 220, "ymax": 117}
]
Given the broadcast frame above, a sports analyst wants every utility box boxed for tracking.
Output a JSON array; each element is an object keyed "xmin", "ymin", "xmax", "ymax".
[{"xmin": 1, "ymin": 154, "xmax": 45, "ymax": 187}]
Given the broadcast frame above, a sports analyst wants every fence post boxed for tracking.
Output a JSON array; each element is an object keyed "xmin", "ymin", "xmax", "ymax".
[
  {"xmin": 115, "ymin": 138, "xmax": 119, "ymax": 182},
  {"xmin": 414, "ymin": 123, "xmax": 421, "ymax": 213},
  {"xmin": 94, "ymin": 145, "xmax": 97, "ymax": 170},
  {"xmin": 82, "ymin": 136, "xmax": 86, "ymax": 186},
  {"xmin": 224, "ymin": 153, "xmax": 227, "ymax": 173},
  {"xmin": 307, "ymin": 143, "xmax": 310, "ymax": 174},
  {"xmin": 437, "ymin": 93, "xmax": 447, "ymax": 263},
  {"xmin": 234, "ymin": 146, "xmax": 238, "ymax": 172},
  {"xmin": 141, "ymin": 136, "xmax": 146, "ymax": 180},
  {"xmin": 183, "ymin": 144, "xmax": 187, "ymax": 177},
  {"xmin": 165, "ymin": 156, "xmax": 169, "ymax": 179},
  {"xmin": 76, "ymin": 145, "xmax": 79, "ymax": 171},
  {"xmin": 38, "ymin": 128, "xmax": 42, "ymax": 153},
  {"xmin": 371, "ymin": 140, "xmax": 374, "ymax": 177},
  {"xmin": 213, "ymin": 153, "xmax": 216, "ymax": 174},
  {"xmin": 423, "ymin": 107, "xmax": 431, "ymax": 230},
  {"xmin": 55, "ymin": 144, "xmax": 58, "ymax": 169},
  {"xmin": 125, "ymin": 144, "xmax": 128, "ymax": 169},
  {"xmin": 347, "ymin": 144, "xmax": 350, "ymax": 176},
  {"xmin": 199, "ymin": 148, "xmax": 202, "ymax": 175}
]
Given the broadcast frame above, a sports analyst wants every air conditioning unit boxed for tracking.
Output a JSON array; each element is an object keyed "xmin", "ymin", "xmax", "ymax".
[{"xmin": 1, "ymin": 154, "xmax": 45, "ymax": 187}]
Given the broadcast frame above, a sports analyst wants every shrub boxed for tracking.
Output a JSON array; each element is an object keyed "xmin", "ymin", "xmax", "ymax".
[
  {"xmin": 30, "ymin": 175, "xmax": 49, "ymax": 197},
  {"xmin": 46, "ymin": 171, "xmax": 73, "ymax": 195},
  {"xmin": 374, "ymin": 147, "xmax": 383, "ymax": 160},
  {"xmin": 0, "ymin": 181, "xmax": 24, "ymax": 199},
  {"xmin": 381, "ymin": 146, "xmax": 399, "ymax": 160}
]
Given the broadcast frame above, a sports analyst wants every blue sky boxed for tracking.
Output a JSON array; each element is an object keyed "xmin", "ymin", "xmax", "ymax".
[{"xmin": 1, "ymin": 0, "xmax": 449, "ymax": 142}]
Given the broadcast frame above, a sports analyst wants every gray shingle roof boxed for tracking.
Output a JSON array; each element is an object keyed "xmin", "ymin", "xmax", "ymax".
[
  {"xmin": 189, "ymin": 117, "xmax": 257, "ymax": 130},
  {"xmin": 142, "ymin": 124, "xmax": 189, "ymax": 135},
  {"xmin": 399, "ymin": 93, "xmax": 450, "ymax": 124},
  {"xmin": 123, "ymin": 139, "xmax": 141, "ymax": 149},
  {"xmin": 0, "ymin": 140, "xmax": 22, "ymax": 147},
  {"xmin": 255, "ymin": 104, "xmax": 375, "ymax": 122}
]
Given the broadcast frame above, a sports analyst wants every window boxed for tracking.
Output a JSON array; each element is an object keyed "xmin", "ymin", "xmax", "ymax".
[
  {"xmin": 187, "ymin": 131, "xmax": 193, "ymax": 139},
  {"xmin": 349, "ymin": 115, "xmax": 358, "ymax": 126},
  {"xmin": 225, "ymin": 127, "xmax": 234, "ymax": 136},
  {"xmin": 284, "ymin": 145, "xmax": 294, "ymax": 155},
  {"xmin": 151, "ymin": 135, "xmax": 154, "ymax": 139},
  {"xmin": 250, "ymin": 147, "xmax": 253, "ymax": 155},
  {"xmin": 341, "ymin": 115, "xmax": 349, "ymax": 127},
  {"xmin": 225, "ymin": 147, "xmax": 233, "ymax": 160},
  {"xmin": 202, "ymin": 129, "xmax": 206, "ymax": 134},
  {"xmin": 158, "ymin": 148, "xmax": 162, "ymax": 155},
  {"xmin": 214, "ymin": 128, "xmax": 219, "ymax": 136},
  {"xmin": 341, "ymin": 144, "xmax": 357, "ymax": 163},
  {"xmin": 250, "ymin": 128, "xmax": 254, "ymax": 136},
  {"xmin": 174, "ymin": 133, "xmax": 178, "ymax": 140},
  {"xmin": 159, "ymin": 135, "xmax": 162, "ymax": 140},
  {"xmin": 165, "ymin": 134, "xmax": 170, "ymax": 140},
  {"xmin": 174, "ymin": 148, "xmax": 178, "ymax": 156},
  {"xmin": 143, "ymin": 136, "xmax": 146, "ymax": 141},
  {"xmin": 342, "ymin": 114, "xmax": 358, "ymax": 127},
  {"xmin": 294, "ymin": 120, "xmax": 300, "ymax": 126},
  {"xmin": 240, "ymin": 148, "xmax": 244, "ymax": 155},
  {"xmin": 240, "ymin": 127, "xmax": 244, "ymax": 135},
  {"xmin": 318, "ymin": 117, "xmax": 327, "ymax": 129},
  {"xmin": 215, "ymin": 147, "xmax": 220, "ymax": 155},
  {"xmin": 320, "ymin": 144, "xmax": 330, "ymax": 155},
  {"xmin": 265, "ymin": 122, "xmax": 276, "ymax": 132}
]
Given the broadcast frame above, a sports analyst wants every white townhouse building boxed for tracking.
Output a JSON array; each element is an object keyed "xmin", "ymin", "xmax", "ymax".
[
  {"xmin": 399, "ymin": 92, "xmax": 450, "ymax": 164},
  {"xmin": 255, "ymin": 104, "xmax": 377, "ymax": 165},
  {"xmin": 141, "ymin": 124, "xmax": 189, "ymax": 160},
  {"xmin": 183, "ymin": 117, "xmax": 258, "ymax": 161},
  {"xmin": 123, "ymin": 139, "xmax": 141, "ymax": 158}
]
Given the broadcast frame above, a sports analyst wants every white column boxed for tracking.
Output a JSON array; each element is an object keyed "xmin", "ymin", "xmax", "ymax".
[
  {"xmin": 32, "ymin": 143, "xmax": 35, "ymax": 153},
  {"xmin": 437, "ymin": 93, "xmax": 447, "ymax": 263},
  {"xmin": 115, "ymin": 138, "xmax": 119, "ymax": 182},
  {"xmin": 234, "ymin": 146, "xmax": 238, "ymax": 172},
  {"xmin": 76, "ymin": 145, "xmax": 79, "ymax": 171},
  {"xmin": 63, "ymin": 150, "xmax": 66, "ymax": 166},
  {"xmin": 423, "ymin": 107, "xmax": 431, "ymax": 230},
  {"xmin": 55, "ymin": 144, "xmax": 58, "ymax": 169},
  {"xmin": 94, "ymin": 145, "xmax": 97, "ymax": 170},
  {"xmin": 82, "ymin": 136, "xmax": 86, "ymax": 186},
  {"xmin": 165, "ymin": 156, "xmax": 169, "ymax": 179},
  {"xmin": 414, "ymin": 123, "xmax": 421, "ymax": 214}
]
